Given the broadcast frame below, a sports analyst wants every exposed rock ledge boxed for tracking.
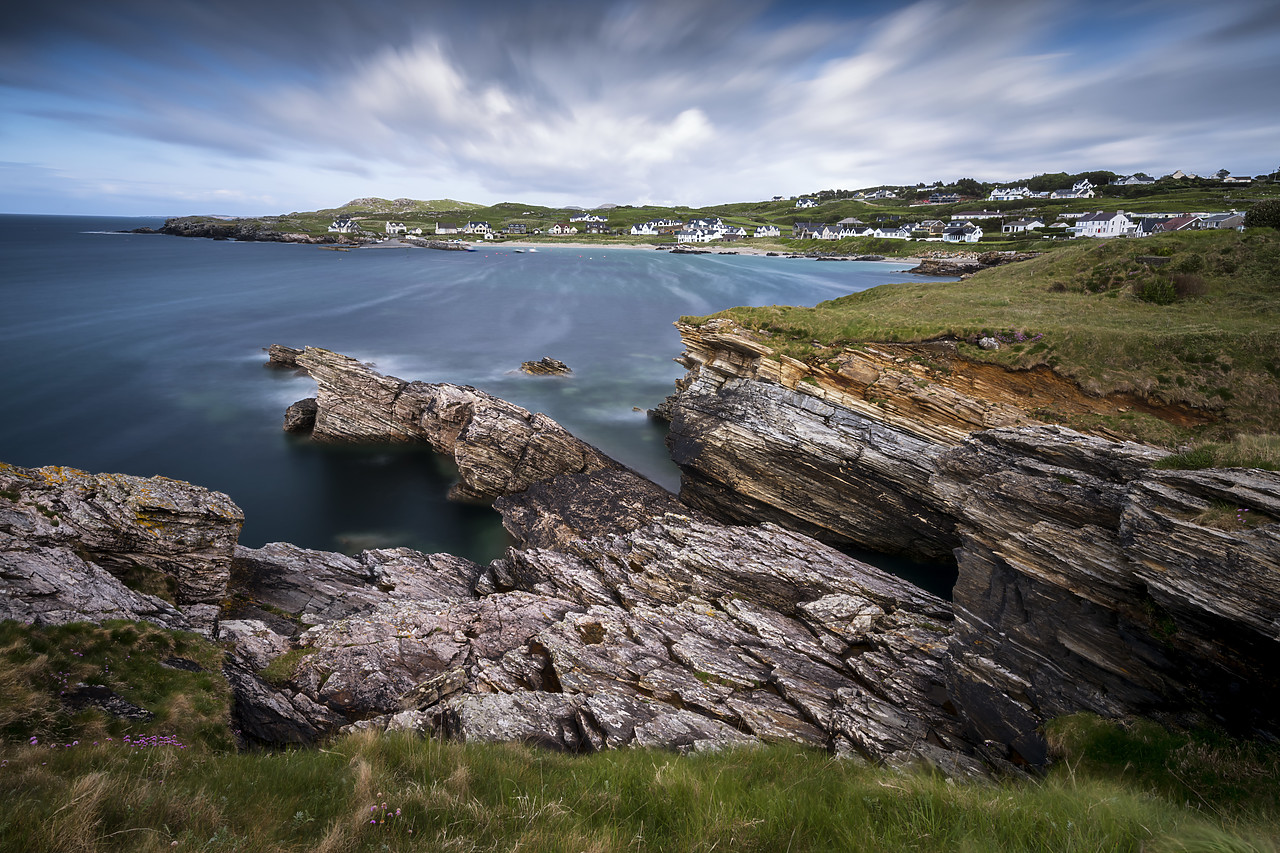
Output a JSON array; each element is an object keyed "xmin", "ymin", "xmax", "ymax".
[
  {"xmin": 3, "ymin": 345, "xmax": 1275, "ymax": 772},
  {"xmin": 663, "ymin": 319, "xmax": 1280, "ymax": 753}
]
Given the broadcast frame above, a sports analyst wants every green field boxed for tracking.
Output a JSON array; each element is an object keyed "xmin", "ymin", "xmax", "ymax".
[
  {"xmin": 2, "ymin": 619, "xmax": 1278, "ymax": 853},
  {"xmin": 689, "ymin": 228, "xmax": 1280, "ymax": 448},
  {"xmin": 170, "ymin": 178, "xmax": 1280, "ymax": 247}
]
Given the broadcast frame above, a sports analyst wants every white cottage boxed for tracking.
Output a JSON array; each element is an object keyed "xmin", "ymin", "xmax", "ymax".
[{"xmin": 1072, "ymin": 211, "xmax": 1134, "ymax": 238}]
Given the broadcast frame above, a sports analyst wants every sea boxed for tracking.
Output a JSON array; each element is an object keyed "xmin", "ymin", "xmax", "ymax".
[{"xmin": 0, "ymin": 214, "xmax": 956, "ymax": 595}]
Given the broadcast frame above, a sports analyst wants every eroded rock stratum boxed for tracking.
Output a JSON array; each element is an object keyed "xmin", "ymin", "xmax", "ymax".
[{"xmin": 2, "ymin": 343, "xmax": 1276, "ymax": 775}]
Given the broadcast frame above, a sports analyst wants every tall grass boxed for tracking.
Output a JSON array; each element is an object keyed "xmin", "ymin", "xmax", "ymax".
[
  {"xmin": 2, "ymin": 724, "xmax": 1278, "ymax": 852},
  {"xmin": 4, "ymin": 623, "xmax": 1280, "ymax": 852}
]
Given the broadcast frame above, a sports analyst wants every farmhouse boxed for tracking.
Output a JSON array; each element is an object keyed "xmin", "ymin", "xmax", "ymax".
[
  {"xmin": 943, "ymin": 224, "xmax": 983, "ymax": 243},
  {"xmin": 1003, "ymin": 217, "xmax": 1045, "ymax": 234},
  {"xmin": 1072, "ymin": 211, "xmax": 1134, "ymax": 238}
]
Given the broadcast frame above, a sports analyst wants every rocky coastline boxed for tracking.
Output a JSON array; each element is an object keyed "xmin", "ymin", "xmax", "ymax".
[{"xmin": 3, "ymin": 341, "xmax": 1276, "ymax": 775}]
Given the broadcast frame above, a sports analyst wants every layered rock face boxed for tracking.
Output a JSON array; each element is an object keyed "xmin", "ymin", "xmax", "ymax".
[
  {"xmin": 234, "ymin": 348, "xmax": 980, "ymax": 766},
  {"xmin": 937, "ymin": 433, "xmax": 1280, "ymax": 753},
  {"xmin": 229, "ymin": 507, "xmax": 978, "ymax": 770},
  {"xmin": 665, "ymin": 319, "xmax": 1209, "ymax": 563},
  {"xmin": 281, "ymin": 346, "xmax": 620, "ymax": 500},
  {"xmin": 664, "ymin": 322, "xmax": 1280, "ymax": 755},
  {"xmin": 0, "ymin": 462, "xmax": 242, "ymax": 630}
]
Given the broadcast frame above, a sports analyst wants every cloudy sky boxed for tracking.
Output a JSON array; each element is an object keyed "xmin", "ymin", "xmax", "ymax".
[{"xmin": 2, "ymin": 0, "xmax": 1278, "ymax": 216}]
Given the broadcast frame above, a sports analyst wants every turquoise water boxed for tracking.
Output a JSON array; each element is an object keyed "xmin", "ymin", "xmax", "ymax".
[{"xmin": 0, "ymin": 215, "xmax": 946, "ymax": 586}]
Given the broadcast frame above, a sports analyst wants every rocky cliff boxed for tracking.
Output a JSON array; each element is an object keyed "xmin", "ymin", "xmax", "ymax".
[
  {"xmin": 5, "ymin": 341, "xmax": 1275, "ymax": 772},
  {"xmin": 0, "ymin": 462, "xmax": 242, "ymax": 633},
  {"xmin": 663, "ymin": 320, "xmax": 1280, "ymax": 758}
]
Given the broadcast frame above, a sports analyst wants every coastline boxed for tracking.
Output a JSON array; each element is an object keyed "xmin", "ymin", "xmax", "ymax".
[{"xmin": 429, "ymin": 238, "xmax": 924, "ymax": 266}]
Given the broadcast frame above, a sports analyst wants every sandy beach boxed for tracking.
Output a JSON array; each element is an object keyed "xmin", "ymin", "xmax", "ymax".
[{"xmin": 365, "ymin": 237, "xmax": 921, "ymax": 265}]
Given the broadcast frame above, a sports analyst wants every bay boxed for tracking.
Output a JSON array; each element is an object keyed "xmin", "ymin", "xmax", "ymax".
[{"xmin": 0, "ymin": 214, "xmax": 948, "ymax": 590}]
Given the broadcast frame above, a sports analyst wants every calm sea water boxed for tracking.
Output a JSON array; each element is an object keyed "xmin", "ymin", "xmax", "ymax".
[{"xmin": 0, "ymin": 214, "xmax": 954, "ymax": 594}]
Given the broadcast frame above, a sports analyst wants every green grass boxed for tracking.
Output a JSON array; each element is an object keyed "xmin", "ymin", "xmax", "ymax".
[
  {"xmin": 1154, "ymin": 434, "xmax": 1280, "ymax": 471},
  {"xmin": 0, "ymin": 620, "xmax": 234, "ymax": 752},
  {"xmin": 3, "ymin": 620, "xmax": 1279, "ymax": 851},
  {"xmin": 1, "ymin": 716, "xmax": 1278, "ymax": 852},
  {"xmin": 690, "ymin": 229, "xmax": 1280, "ymax": 444}
]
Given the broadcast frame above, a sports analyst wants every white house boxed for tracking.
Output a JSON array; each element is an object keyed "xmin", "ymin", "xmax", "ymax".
[
  {"xmin": 385, "ymin": 221, "xmax": 407, "ymax": 235},
  {"xmin": 685, "ymin": 217, "xmax": 725, "ymax": 234},
  {"xmin": 988, "ymin": 186, "xmax": 1032, "ymax": 201},
  {"xmin": 1071, "ymin": 211, "xmax": 1134, "ymax": 238},
  {"xmin": 435, "ymin": 222, "xmax": 462, "ymax": 235},
  {"xmin": 795, "ymin": 197, "xmax": 818, "ymax": 209},
  {"xmin": 866, "ymin": 189, "xmax": 898, "ymax": 200},
  {"xmin": 328, "ymin": 217, "xmax": 358, "ymax": 233},
  {"xmin": 1199, "ymin": 212, "xmax": 1245, "ymax": 230},
  {"xmin": 547, "ymin": 223, "xmax": 579, "ymax": 236},
  {"xmin": 873, "ymin": 224, "xmax": 912, "ymax": 239},
  {"xmin": 1051, "ymin": 179, "xmax": 1095, "ymax": 200},
  {"xmin": 943, "ymin": 224, "xmax": 983, "ymax": 243},
  {"xmin": 676, "ymin": 228, "xmax": 719, "ymax": 244},
  {"xmin": 1002, "ymin": 217, "xmax": 1045, "ymax": 234},
  {"xmin": 721, "ymin": 225, "xmax": 748, "ymax": 238},
  {"xmin": 569, "ymin": 212, "xmax": 607, "ymax": 223},
  {"xmin": 754, "ymin": 224, "xmax": 781, "ymax": 238},
  {"xmin": 1111, "ymin": 175, "xmax": 1155, "ymax": 186},
  {"xmin": 464, "ymin": 221, "xmax": 492, "ymax": 235}
]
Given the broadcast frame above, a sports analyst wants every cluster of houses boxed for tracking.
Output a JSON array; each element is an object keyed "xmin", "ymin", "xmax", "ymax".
[
  {"xmin": 985, "ymin": 179, "xmax": 1097, "ymax": 202},
  {"xmin": 794, "ymin": 217, "xmax": 983, "ymax": 243},
  {"xmin": 326, "ymin": 187, "xmax": 1249, "ymax": 244}
]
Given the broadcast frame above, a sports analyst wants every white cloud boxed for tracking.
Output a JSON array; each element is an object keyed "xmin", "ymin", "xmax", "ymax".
[{"xmin": 2, "ymin": 0, "xmax": 1278, "ymax": 213}]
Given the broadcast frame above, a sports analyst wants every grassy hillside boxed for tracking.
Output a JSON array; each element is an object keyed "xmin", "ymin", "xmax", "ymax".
[
  {"xmin": 2, "ymin": 617, "xmax": 1279, "ymax": 852},
  {"xmin": 691, "ymin": 229, "xmax": 1280, "ymax": 446},
  {"xmin": 176, "ymin": 181, "xmax": 1278, "ymax": 243}
]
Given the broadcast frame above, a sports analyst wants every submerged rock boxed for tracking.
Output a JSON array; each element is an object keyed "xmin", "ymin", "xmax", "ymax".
[{"xmin": 520, "ymin": 357, "xmax": 572, "ymax": 375}]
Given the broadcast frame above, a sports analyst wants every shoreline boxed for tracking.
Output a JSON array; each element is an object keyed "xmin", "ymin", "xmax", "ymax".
[{"xmin": 461, "ymin": 239, "xmax": 924, "ymax": 266}]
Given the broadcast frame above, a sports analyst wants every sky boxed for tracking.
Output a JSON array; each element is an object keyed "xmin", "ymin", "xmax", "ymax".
[{"xmin": 2, "ymin": 0, "xmax": 1278, "ymax": 216}]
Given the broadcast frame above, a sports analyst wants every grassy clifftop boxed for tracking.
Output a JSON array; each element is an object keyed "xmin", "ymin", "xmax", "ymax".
[
  {"xmin": 690, "ymin": 229, "xmax": 1280, "ymax": 446},
  {"xmin": 2, "ymin": 618, "xmax": 1278, "ymax": 852}
]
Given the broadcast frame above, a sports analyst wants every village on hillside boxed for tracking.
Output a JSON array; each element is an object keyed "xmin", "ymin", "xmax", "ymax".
[{"xmin": 321, "ymin": 168, "xmax": 1272, "ymax": 246}]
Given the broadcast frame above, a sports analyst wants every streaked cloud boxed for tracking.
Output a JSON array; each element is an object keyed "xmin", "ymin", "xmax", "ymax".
[{"xmin": 1, "ymin": 0, "xmax": 1277, "ymax": 214}]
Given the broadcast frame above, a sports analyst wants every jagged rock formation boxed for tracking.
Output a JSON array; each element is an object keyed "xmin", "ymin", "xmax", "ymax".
[
  {"xmin": 908, "ymin": 252, "xmax": 1040, "ymax": 277},
  {"xmin": 5, "ymin": 344, "xmax": 1276, "ymax": 771},
  {"xmin": 521, "ymin": 357, "xmax": 572, "ymax": 375},
  {"xmin": 665, "ymin": 319, "xmax": 1208, "ymax": 558},
  {"xmin": 282, "ymin": 346, "xmax": 621, "ymax": 500},
  {"xmin": 0, "ymin": 462, "xmax": 242, "ymax": 630},
  {"xmin": 936, "ymin": 432, "xmax": 1280, "ymax": 756},
  {"xmin": 663, "ymin": 322, "xmax": 1280, "ymax": 755}
]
